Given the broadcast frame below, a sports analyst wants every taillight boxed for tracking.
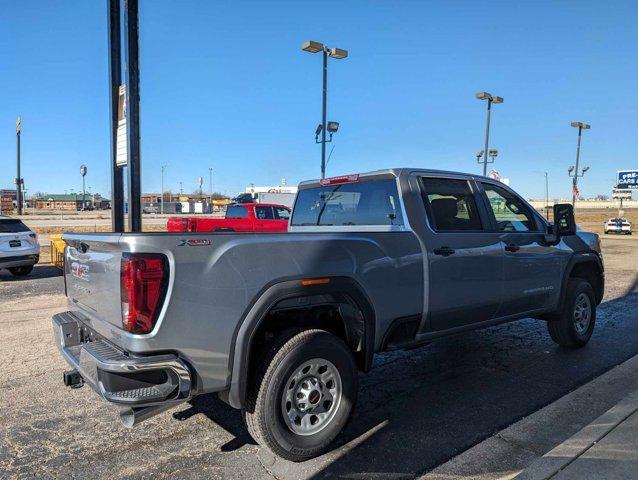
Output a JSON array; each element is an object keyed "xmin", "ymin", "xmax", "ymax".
[
  {"xmin": 181, "ymin": 218, "xmax": 189, "ymax": 231},
  {"xmin": 187, "ymin": 219, "xmax": 197, "ymax": 232},
  {"xmin": 120, "ymin": 253, "xmax": 168, "ymax": 334}
]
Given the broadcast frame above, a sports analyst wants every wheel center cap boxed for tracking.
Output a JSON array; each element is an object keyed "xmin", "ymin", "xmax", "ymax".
[{"xmin": 309, "ymin": 390, "xmax": 321, "ymax": 404}]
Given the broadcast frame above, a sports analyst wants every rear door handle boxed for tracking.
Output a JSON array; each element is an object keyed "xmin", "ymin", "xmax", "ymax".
[
  {"xmin": 433, "ymin": 246, "xmax": 455, "ymax": 256},
  {"xmin": 504, "ymin": 243, "xmax": 520, "ymax": 252}
]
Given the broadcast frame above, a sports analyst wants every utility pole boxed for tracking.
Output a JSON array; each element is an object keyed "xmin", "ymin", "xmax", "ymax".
[
  {"xmin": 16, "ymin": 117, "xmax": 23, "ymax": 215},
  {"xmin": 161, "ymin": 164, "xmax": 167, "ymax": 214}
]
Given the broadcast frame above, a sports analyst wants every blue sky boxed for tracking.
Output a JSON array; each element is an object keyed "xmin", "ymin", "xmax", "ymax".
[{"xmin": 1, "ymin": 0, "xmax": 636, "ymax": 200}]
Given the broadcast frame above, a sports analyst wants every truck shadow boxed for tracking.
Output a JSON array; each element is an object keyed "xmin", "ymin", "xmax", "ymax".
[
  {"xmin": 173, "ymin": 393, "xmax": 257, "ymax": 451},
  {"xmin": 186, "ymin": 276, "xmax": 638, "ymax": 479}
]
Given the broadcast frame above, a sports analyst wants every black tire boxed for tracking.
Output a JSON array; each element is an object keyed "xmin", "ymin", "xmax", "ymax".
[
  {"xmin": 8, "ymin": 265, "xmax": 34, "ymax": 277},
  {"xmin": 547, "ymin": 278, "xmax": 596, "ymax": 348},
  {"xmin": 243, "ymin": 329, "xmax": 358, "ymax": 462}
]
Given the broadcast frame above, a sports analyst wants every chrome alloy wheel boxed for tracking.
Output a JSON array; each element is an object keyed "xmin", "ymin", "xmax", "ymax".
[
  {"xmin": 281, "ymin": 358, "xmax": 342, "ymax": 436},
  {"xmin": 573, "ymin": 292, "xmax": 592, "ymax": 335}
]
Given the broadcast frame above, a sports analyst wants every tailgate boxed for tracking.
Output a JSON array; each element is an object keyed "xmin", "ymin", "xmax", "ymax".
[{"xmin": 64, "ymin": 233, "xmax": 124, "ymax": 329}]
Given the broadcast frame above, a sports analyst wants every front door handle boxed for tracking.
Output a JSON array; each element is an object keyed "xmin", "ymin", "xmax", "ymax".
[
  {"xmin": 433, "ymin": 246, "xmax": 455, "ymax": 256},
  {"xmin": 504, "ymin": 243, "xmax": 520, "ymax": 252}
]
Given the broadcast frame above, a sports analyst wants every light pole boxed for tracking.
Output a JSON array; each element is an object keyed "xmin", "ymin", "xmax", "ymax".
[
  {"xmin": 161, "ymin": 164, "xmax": 167, "ymax": 214},
  {"xmin": 475, "ymin": 92, "xmax": 504, "ymax": 176},
  {"xmin": 569, "ymin": 121, "xmax": 591, "ymax": 206},
  {"xmin": 80, "ymin": 165, "xmax": 87, "ymax": 210},
  {"xmin": 543, "ymin": 171, "xmax": 549, "ymax": 218},
  {"xmin": 16, "ymin": 117, "xmax": 23, "ymax": 215},
  {"xmin": 208, "ymin": 167, "xmax": 213, "ymax": 203},
  {"xmin": 302, "ymin": 40, "xmax": 348, "ymax": 179}
]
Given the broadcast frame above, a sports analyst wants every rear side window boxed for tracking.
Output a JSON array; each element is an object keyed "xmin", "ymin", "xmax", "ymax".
[
  {"xmin": 0, "ymin": 219, "xmax": 30, "ymax": 233},
  {"xmin": 255, "ymin": 206, "xmax": 274, "ymax": 220},
  {"xmin": 291, "ymin": 179, "xmax": 404, "ymax": 226},
  {"xmin": 225, "ymin": 205, "xmax": 248, "ymax": 218},
  {"xmin": 420, "ymin": 178, "xmax": 483, "ymax": 232}
]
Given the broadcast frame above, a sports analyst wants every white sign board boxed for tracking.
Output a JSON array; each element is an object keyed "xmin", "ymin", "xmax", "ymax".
[
  {"xmin": 116, "ymin": 85, "xmax": 128, "ymax": 167},
  {"xmin": 612, "ymin": 188, "xmax": 632, "ymax": 199},
  {"xmin": 617, "ymin": 170, "xmax": 638, "ymax": 189}
]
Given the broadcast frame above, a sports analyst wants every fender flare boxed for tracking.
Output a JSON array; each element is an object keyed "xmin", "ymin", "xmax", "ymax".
[
  {"xmin": 225, "ymin": 276, "xmax": 375, "ymax": 409},
  {"xmin": 558, "ymin": 252, "xmax": 604, "ymax": 308}
]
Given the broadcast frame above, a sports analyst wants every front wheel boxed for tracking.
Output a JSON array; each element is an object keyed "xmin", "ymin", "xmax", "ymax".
[
  {"xmin": 243, "ymin": 329, "xmax": 358, "ymax": 461},
  {"xmin": 547, "ymin": 279, "xmax": 596, "ymax": 348},
  {"xmin": 8, "ymin": 265, "xmax": 34, "ymax": 277}
]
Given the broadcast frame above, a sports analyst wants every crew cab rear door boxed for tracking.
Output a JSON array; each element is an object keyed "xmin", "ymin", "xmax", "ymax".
[
  {"xmin": 418, "ymin": 176, "xmax": 504, "ymax": 331},
  {"xmin": 478, "ymin": 181, "xmax": 564, "ymax": 315}
]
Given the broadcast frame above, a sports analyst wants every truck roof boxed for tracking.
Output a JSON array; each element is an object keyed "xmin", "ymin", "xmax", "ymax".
[{"xmin": 297, "ymin": 168, "xmax": 497, "ymax": 189}]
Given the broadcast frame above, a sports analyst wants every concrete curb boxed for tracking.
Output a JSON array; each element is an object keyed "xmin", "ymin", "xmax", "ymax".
[
  {"xmin": 422, "ymin": 354, "xmax": 638, "ymax": 480},
  {"xmin": 515, "ymin": 390, "xmax": 638, "ymax": 480}
]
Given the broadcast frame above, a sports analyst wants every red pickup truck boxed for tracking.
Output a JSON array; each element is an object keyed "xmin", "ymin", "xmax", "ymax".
[{"xmin": 166, "ymin": 203, "xmax": 291, "ymax": 232}]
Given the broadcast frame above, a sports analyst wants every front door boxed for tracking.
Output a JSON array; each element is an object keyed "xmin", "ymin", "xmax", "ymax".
[
  {"xmin": 479, "ymin": 182, "xmax": 564, "ymax": 316},
  {"xmin": 419, "ymin": 177, "xmax": 505, "ymax": 331}
]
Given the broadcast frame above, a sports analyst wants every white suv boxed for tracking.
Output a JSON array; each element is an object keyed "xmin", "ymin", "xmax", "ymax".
[{"xmin": 0, "ymin": 216, "xmax": 40, "ymax": 277}]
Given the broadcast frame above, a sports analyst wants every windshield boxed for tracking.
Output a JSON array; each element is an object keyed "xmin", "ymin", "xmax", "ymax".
[{"xmin": 291, "ymin": 179, "xmax": 404, "ymax": 226}]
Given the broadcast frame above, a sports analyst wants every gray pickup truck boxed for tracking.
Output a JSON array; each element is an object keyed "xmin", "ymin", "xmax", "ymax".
[{"xmin": 53, "ymin": 168, "xmax": 604, "ymax": 461}]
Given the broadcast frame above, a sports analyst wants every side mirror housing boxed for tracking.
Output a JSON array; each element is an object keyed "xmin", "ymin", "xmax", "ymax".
[{"xmin": 554, "ymin": 203, "xmax": 576, "ymax": 236}]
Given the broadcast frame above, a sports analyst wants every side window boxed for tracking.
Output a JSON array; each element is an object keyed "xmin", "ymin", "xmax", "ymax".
[
  {"xmin": 274, "ymin": 207, "xmax": 291, "ymax": 220},
  {"xmin": 420, "ymin": 178, "xmax": 483, "ymax": 232},
  {"xmin": 482, "ymin": 183, "xmax": 538, "ymax": 232},
  {"xmin": 255, "ymin": 206, "xmax": 274, "ymax": 220},
  {"xmin": 225, "ymin": 205, "xmax": 248, "ymax": 218}
]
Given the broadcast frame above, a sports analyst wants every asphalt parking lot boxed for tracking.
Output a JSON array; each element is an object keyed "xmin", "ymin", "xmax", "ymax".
[{"xmin": 1, "ymin": 236, "xmax": 637, "ymax": 480}]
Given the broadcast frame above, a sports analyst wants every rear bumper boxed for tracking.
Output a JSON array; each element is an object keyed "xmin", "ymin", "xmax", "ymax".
[
  {"xmin": 52, "ymin": 311, "xmax": 191, "ymax": 407},
  {"xmin": 0, "ymin": 254, "xmax": 39, "ymax": 268}
]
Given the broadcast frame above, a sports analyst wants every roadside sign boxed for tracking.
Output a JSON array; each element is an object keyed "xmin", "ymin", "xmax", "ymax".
[
  {"xmin": 116, "ymin": 85, "xmax": 128, "ymax": 167},
  {"xmin": 612, "ymin": 188, "xmax": 632, "ymax": 199},
  {"xmin": 16, "ymin": 116, "xmax": 21, "ymax": 134},
  {"xmin": 617, "ymin": 170, "xmax": 638, "ymax": 189},
  {"xmin": 80, "ymin": 165, "xmax": 87, "ymax": 177}
]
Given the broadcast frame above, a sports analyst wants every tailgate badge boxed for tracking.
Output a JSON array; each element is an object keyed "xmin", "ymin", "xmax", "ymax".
[{"xmin": 71, "ymin": 262, "xmax": 90, "ymax": 281}]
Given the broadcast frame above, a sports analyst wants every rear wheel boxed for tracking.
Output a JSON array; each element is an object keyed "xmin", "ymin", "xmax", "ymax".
[
  {"xmin": 243, "ymin": 329, "xmax": 358, "ymax": 461},
  {"xmin": 548, "ymin": 278, "xmax": 596, "ymax": 348},
  {"xmin": 8, "ymin": 265, "xmax": 34, "ymax": 277}
]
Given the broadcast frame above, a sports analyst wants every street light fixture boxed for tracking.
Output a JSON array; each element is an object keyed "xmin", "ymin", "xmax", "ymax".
[
  {"xmin": 475, "ymin": 91, "xmax": 504, "ymax": 176},
  {"xmin": 569, "ymin": 121, "xmax": 591, "ymax": 206},
  {"xmin": 302, "ymin": 39, "xmax": 348, "ymax": 179}
]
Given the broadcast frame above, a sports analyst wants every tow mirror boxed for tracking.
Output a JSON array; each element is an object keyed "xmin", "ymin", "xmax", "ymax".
[
  {"xmin": 544, "ymin": 203, "xmax": 576, "ymax": 246},
  {"xmin": 554, "ymin": 203, "xmax": 576, "ymax": 236}
]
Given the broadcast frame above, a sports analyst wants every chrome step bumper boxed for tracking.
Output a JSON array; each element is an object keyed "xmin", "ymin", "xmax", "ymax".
[{"xmin": 52, "ymin": 311, "xmax": 191, "ymax": 409}]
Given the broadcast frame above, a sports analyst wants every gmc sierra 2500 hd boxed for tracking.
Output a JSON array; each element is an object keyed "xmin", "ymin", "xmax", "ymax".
[{"xmin": 53, "ymin": 168, "xmax": 603, "ymax": 461}]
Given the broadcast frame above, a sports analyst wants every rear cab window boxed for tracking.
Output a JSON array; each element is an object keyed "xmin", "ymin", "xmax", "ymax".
[
  {"xmin": 290, "ymin": 178, "xmax": 404, "ymax": 229},
  {"xmin": 0, "ymin": 219, "xmax": 30, "ymax": 233},
  {"xmin": 225, "ymin": 205, "xmax": 248, "ymax": 219}
]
